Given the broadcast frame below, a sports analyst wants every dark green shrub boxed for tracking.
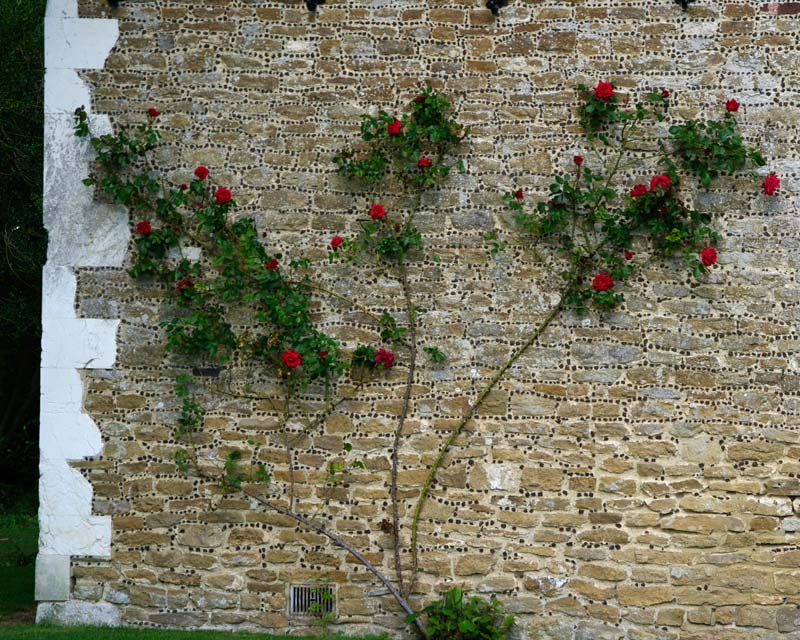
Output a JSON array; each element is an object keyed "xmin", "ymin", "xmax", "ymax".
[
  {"xmin": 0, "ymin": 0, "xmax": 47, "ymax": 495},
  {"xmin": 409, "ymin": 587, "xmax": 515, "ymax": 640}
]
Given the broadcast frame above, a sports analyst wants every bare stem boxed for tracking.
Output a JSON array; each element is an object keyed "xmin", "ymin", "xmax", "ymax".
[
  {"xmin": 408, "ymin": 294, "xmax": 565, "ymax": 588},
  {"xmin": 392, "ymin": 265, "xmax": 417, "ymax": 598},
  {"xmin": 281, "ymin": 389, "xmax": 296, "ymax": 510},
  {"xmin": 389, "ymin": 188, "xmax": 426, "ymax": 598},
  {"xmin": 194, "ymin": 452, "xmax": 428, "ymax": 638},
  {"xmin": 240, "ymin": 486, "xmax": 428, "ymax": 639}
]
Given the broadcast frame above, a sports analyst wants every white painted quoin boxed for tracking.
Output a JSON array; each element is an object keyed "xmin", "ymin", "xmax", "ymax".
[{"xmin": 37, "ymin": 0, "xmax": 122, "ymax": 625}]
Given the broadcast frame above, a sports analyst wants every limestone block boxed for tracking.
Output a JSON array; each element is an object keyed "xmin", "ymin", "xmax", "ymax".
[
  {"xmin": 35, "ymin": 555, "xmax": 70, "ymax": 601},
  {"xmin": 44, "ymin": 19, "xmax": 118, "ymax": 70},
  {"xmin": 36, "ymin": 600, "xmax": 120, "ymax": 626}
]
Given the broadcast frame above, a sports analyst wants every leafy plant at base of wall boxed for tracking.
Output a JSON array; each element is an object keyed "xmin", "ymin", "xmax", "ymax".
[
  {"xmin": 408, "ymin": 587, "xmax": 514, "ymax": 640},
  {"xmin": 306, "ymin": 582, "xmax": 337, "ymax": 634}
]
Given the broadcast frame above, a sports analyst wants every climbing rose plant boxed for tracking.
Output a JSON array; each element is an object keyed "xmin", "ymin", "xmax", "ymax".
[
  {"xmin": 505, "ymin": 81, "xmax": 774, "ymax": 313},
  {"xmin": 74, "ymin": 88, "xmax": 467, "ymax": 637},
  {"xmin": 73, "ymin": 78, "xmax": 775, "ymax": 638}
]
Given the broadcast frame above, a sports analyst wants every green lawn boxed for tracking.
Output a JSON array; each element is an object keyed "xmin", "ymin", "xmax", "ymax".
[{"xmin": 0, "ymin": 627, "xmax": 389, "ymax": 640}]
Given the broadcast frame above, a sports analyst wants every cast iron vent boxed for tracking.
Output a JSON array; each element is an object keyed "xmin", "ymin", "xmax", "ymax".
[{"xmin": 290, "ymin": 584, "xmax": 336, "ymax": 617}]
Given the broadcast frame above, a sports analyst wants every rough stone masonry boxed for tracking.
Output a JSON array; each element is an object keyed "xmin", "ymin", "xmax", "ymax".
[{"xmin": 38, "ymin": 1, "xmax": 800, "ymax": 639}]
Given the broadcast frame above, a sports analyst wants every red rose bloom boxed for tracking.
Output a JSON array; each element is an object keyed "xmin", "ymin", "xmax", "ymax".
[
  {"xmin": 214, "ymin": 187, "xmax": 232, "ymax": 205},
  {"xmin": 194, "ymin": 166, "xmax": 209, "ymax": 180},
  {"xmin": 661, "ymin": 90, "xmax": 670, "ymax": 98},
  {"xmin": 330, "ymin": 236, "xmax": 344, "ymax": 249},
  {"xmin": 179, "ymin": 183, "xmax": 188, "ymax": 191},
  {"xmin": 413, "ymin": 95, "xmax": 425, "ymax": 104},
  {"xmin": 265, "ymin": 259, "xmax": 279, "ymax": 270},
  {"xmin": 725, "ymin": 99, "xmax": 739, "ymax": 113},
  {"xmin": 374, "ymin": 348, "xmax": 395, "ymax": 369},
  {"xmin": 136, "ymin": 220, "xmax": 152, "ymax": 235},
  {"xmin": 700, "ymin": 247, "xmax": 718, "ymax": 267},
  {"xmin": 574, "ymin": 155, "xmax": 584, "ymax": 166},
  {"xmin": 514, "ymin": 189, "xmax": 524, "ymax": 200},
  {"xmin": 594, "ymin": 81, "xmax": 614, "ymax": 100},
  {"xmin": 649, "ymin": 174, "xmax": 672, "ymax": 192},
  {"xmin": 147, "ymin": 108, "xmax": 159, "ymax": 118},
  {"xmin": 318, "ymin": 350, "xmax": 329, "ymax": 360},
  {"xmin": 370, "ymin": 204, "xmax": 386, "ymax": 220},
  {"xmin": 387, "ymin": 120, "xmax": 402, "ymax": 136},
  {"xmin": 418, "ymin": 156, "xmax": 432, "ymax": 168},
  {"xmin": 624, "ymin": 250, "xmax": 633, "ymax": 260},
  {"xmin": 281, "ymin": 349, "xmax": 302, "ymax": 369},
  {"xmin": 176, "ymin": 278, "xmax": 193, "ymax": 292},
  {"xmin": 762, "ymin": 173, "xmax": 780, "ymax": 196},
  {"xmin": 630, "ymin": 184, "xmax": 648, "ymax": 198},
  {"xmin": 592, "ymin": 273, "xmax": 614, "ymax": 292}
]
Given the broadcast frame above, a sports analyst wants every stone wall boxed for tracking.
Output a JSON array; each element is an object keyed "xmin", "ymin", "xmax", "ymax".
[{"xmin": 40, "ymin": 1, "xmax": 800, "ymax": 638}]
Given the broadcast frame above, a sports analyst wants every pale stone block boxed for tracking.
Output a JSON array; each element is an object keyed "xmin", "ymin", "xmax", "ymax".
[
  {"xmin": 39, "ymin": 368, "xmax": 83, "ymax": 415},
  {"xmin": 44, "ymin": 113, "xmax": 113, "ymax": 169},
  {"xmin": 44, "ymin": 69, "xmax": 90, "ymax": 114},
  {"xmin": 38, "ymin": 515, "xmax": 111, "ymax": 557},
  {"xmin": 39, "ymin": 461, "xmax": 94, "ymax": 517},
  {"xmin": 43, "ymin": 116, "xmax": 130, "ymax": 268},
  {"xmin": 45, "ymin": 0, "xmax": 77, "ymax": 19},
  {"xmin": 41, "ymin": 318, "xmax": 118, "ymax": 370},
  {"xmin": 35, "ymin": 554, "xmax": 70, "ymax": 601},
  {"xmin": 37, "ymin": 601, "xmax": 120, "ymax": 626},
  {"xmin": 44, "ymin": 19, "xmax": 118, "ymax": 70},
  {"xmin": 40, "ymin": 411, "xmax": 102, "ymax": 461},
  {"xmin": 41, "ymin": 267, "xmax": 77, "ymax": 320}
]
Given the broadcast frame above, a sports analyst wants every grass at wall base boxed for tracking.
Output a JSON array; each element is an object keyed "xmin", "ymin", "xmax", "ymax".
[{"xmin": 0, "ymin": 626, "xmax": 388, "ymax": 640}]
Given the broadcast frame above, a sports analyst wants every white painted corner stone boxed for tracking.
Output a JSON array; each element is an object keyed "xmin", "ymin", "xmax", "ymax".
[
  {"xmin": 44, "ymin": 19, "xmax": 118, "ymax": 71},
  {"xmin": 37, "ymin": 0, "xmax": 121, "ymax": 622},
  {"xmin": 37, "ymin": 601, "xmax": 121, "ymax": 627}
]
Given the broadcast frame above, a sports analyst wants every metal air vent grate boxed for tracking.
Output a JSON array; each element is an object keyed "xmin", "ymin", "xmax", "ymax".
[{"xmin": 289, "ymin": 584, "xmax": 336, "ymax": 618}]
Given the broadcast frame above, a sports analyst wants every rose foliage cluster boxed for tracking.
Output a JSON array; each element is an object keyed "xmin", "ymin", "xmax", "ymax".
[
  {"xmin": 75, "ymin": 107, "xmax": 396, "ymax": 387},
  {"xmin": 333, "ymin": 84, "xmax": 467, "ymax": 263},
  {"xmin": 505, "ymin": 81, "xmax": 776, "ymax": 312}
]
